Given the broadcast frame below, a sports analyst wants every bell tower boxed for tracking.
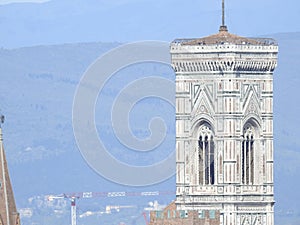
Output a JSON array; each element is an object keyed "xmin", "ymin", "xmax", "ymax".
[{"xmin": 171, "ymin": 2, "xmax": 278, "ymax": 224}]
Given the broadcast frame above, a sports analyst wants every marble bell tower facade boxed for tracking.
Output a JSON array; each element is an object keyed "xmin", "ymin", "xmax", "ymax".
[{"xmin": 171, "ymin": 15, "xmax": 278, "ymax": 225}]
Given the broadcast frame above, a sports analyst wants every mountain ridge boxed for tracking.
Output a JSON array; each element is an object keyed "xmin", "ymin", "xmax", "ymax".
[{"xmin": 0, "ymin": 32, "xmax": 299, "ymax": 224}]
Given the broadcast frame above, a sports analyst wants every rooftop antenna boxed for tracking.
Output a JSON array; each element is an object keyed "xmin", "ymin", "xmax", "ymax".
[{"xmin": 220, "ymin": 0, "xmax": 228, "ymax": 31}]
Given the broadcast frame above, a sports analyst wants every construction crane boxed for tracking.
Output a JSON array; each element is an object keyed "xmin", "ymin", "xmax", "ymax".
[
  {"xmin": 142, "ymin": 212, "xmax": 149, "ymax": 225},
  {"xmin": 47, "ymin": 190, "xmax": 175, "ymax": 225},
  {"xmin": 47, "ymin": 194, "xmax": 79, "ymax": 225},
  {"xmin": 70, "ymin": 197, "xmax": 77, "ymax": 225}
]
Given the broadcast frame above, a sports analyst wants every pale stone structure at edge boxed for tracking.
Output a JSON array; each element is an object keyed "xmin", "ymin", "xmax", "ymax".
[
  {"xmin": 150, "ymin": 24, "xmax": 278, "ymax": 225},
  {"xmin": 0, "ymin": 124, "xmax": 20, "ymax": 225}
]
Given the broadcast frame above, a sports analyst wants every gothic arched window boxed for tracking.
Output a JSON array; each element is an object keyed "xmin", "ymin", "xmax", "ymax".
[
  {"xmin": 198, "ymin": 124, "xmax": 215, "ymax": 185},
  {"xmin": 242, "ymin": 124, "xmax": 255, "ymax": 184}
]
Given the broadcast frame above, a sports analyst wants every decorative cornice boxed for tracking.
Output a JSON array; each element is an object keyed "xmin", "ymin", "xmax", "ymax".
[{"xmin": 172, "ymin": 58, "xmax": 277, "ymax": 73}]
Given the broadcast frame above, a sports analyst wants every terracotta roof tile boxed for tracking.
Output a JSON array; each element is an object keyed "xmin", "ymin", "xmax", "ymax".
[{"xmin": 182, "ymin": 30, "xmax": 261, "ymax": 45}]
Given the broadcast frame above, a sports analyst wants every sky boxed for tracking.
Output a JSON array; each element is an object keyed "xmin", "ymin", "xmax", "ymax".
[
  {"xmin": 0, "ymin": 0, "xmax": 299, "ymax": 48},
  {"xmin": 0, "ymin": 0, "xmax": 49, "ymax": 4}
]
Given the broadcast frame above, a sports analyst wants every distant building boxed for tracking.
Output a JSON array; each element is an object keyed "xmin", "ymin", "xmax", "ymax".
[
  {"xmin": 18, "ymin": 208, "xmax": 32, "ymax": 219},
  {"xmin": 150, "ymin": 2, "xmax": 278, "ymax": 225},
  {"xmin": 149, "ymin": 201, "xmax": 220, "ymax": 225},
  {"xmin": 0, "ymin": 122, "xmax": 20, "ymax": 225}
]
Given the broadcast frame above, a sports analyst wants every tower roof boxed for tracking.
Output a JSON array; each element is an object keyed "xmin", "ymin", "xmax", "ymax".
[
  {"xmin": 181, "ymin": 29, "xmax": 262, "ymax": 46},
  {"xmin": 172, "ymin": 28, "xmax": 277, "ymax": 47},
  {"xmin": 173, "ymin": 0, "xmax": 276, "ymax": 47},
  {"xmin": 170, "ymin": 0, "xmax": 278, "ymax": 74}
]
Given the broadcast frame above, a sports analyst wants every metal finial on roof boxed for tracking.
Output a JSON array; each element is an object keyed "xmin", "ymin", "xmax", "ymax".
[
  {"xmin": 219, "ymin": 0, "xmax": 228, "ymax": 32},
  {"xmin": 222, "ymin": 0, "xmax": 225, "ymax": 26}
]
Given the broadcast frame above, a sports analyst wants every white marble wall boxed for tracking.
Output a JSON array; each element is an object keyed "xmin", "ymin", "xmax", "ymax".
[{"xmin": 171, "ymin": 41, "xmax": 278, "ymax": 225}]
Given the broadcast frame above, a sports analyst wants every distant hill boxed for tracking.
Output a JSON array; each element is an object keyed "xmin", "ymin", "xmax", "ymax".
[{"xmin": 0, "ymin": 33, "xmax": 300, "ymax": 225}]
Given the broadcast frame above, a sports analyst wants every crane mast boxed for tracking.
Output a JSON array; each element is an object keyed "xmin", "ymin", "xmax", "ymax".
[
  {"xmin": 48, "ymin": 195, "xmax": 78, "ymax": 225},
  {"xmin": 71, "ymin": 198, "xmax": 76, "ymax": 225}
]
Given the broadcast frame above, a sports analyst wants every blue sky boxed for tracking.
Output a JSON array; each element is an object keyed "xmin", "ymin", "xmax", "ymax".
[
  {"xmin": 0, "ymin": 0, "xmax": 299, "ymax": 48},
  {"xmin": 0, "ymin": 0, "xmax": 50, "ymax": 4}
]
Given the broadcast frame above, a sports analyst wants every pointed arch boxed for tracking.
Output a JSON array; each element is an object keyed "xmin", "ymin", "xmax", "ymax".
[
  {"xmin": 197, "ymin": 122, "xmax": 215, "ymax": 185},
  {"xmin": 242, "ymin": 118, "xmax": 260, "ymax": 185},
  {"xmin": 190, "ymin": 115, "xmax": 215, "ymax": 137}
]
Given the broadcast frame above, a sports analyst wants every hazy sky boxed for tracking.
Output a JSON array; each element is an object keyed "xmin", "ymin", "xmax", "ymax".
[
  {"xmin": 0, "ymin": 0, "xmax": 50, "ymax": 4},
  {"xmin": 0, "ymin": 0, "xmax": 299, "ymax": 48}
]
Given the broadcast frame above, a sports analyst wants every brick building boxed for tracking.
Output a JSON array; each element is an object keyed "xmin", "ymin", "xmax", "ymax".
[{"xmin": 149, "ymin": 202, "xmax": 220, "ymax": 225}]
